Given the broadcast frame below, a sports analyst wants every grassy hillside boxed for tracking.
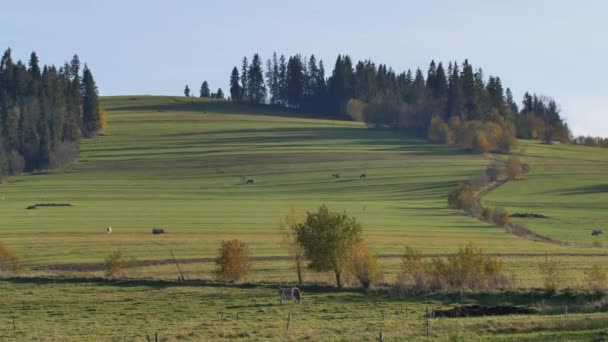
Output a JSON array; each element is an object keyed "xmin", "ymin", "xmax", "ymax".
[
  {"xmin": 0, "ymin": 96, "xmax": 605, "ymax": 282},
  {"xmin": 1, "ymin": 96, "xmax": 607, "ymax": 341}
]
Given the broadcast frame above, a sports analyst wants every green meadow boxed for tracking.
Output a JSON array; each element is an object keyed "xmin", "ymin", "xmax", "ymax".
[{"xmin": 0, "ymin": 96, "xmax": 607, "ymax": 340}]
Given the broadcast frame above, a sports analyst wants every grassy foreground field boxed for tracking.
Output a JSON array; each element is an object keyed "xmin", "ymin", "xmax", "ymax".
[{"xmin": 0, "ymin": 96, "xmax": 607, "ymax": 340}]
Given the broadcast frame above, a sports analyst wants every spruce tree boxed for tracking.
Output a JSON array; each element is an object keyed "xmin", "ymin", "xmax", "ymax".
[
  {"xmin": 247, "ymin": 54, "xmax": 266, "ymax": 104},
  {"xmin": 200, "ymin": 81, "xmax": 210, "ymax": 98},
  {"xmin": 184, "ymin": 85, "xmax": 190, "ymax": 97},
  {"xmin": 216, "ymin": 88, "xmax": 224, "ymax": 99},
  {"xmin": 240, "ymin": 57, "xmax": 249, "ymax": 101},
  {"xmin": 229, "ymin": 67, "xmax": 242, "ymax": 101},
  {"xmin": 81, "ymin": 65, "xmax": 101, "ymax": 137},
  {"xmin": 286, "ymin": 55, "xmax": 304, "ymax": 107}
]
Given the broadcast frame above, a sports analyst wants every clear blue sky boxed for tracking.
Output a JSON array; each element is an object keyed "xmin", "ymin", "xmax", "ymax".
[{"xmin": 3, "ymin": 0, "xmax": 607, "ymax": 136}]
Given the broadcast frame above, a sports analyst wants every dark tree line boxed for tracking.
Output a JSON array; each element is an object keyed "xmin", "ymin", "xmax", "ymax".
[
  {"xmin": 228, "ymin": 53, "xmax": 570, "ymax": 148},
  {"xmin": 0, "ymin": 48, "xmax": 101, "ymax": 179}
]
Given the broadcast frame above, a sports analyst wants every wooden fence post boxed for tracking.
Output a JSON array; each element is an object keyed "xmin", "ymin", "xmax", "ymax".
[
  {"xmin": 236, "ymin": 312, "xmax": 240, "ymax": 322},
  {"xmin": 425, "ymin": 307, "xmax": 430, "ymax": 340},
  {"xmin": 12, "ymin": 316, "xmax": 16, "ymax": 330},
  {"xmin": 155, "ymin": 333, "xmax": 158, "ymax": 342},
  {"xmin": 286, "ymin": 312, "xmax": 292, "ymax": 333},
  {"xmin": 379, "ymin": 331, "xmax": 384, "ymax": 342}
]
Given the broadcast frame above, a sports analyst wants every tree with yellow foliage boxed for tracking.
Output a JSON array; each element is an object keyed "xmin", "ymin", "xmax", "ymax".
[{"xmin": 99, "ymin": 104, "xmax": 108, "ymax": 130}]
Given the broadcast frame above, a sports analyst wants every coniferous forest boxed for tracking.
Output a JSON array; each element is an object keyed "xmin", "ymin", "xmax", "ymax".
[
  {"xmin": 228, "ymin": 53, "xmax": 571, "ymax": 152},
  {"xmin": 0, "ymin": 48, "xmax": 103, "ymax": 180}
]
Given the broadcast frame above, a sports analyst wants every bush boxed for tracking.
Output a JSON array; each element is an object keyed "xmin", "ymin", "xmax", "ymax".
[
  {"xmin": 103, "ymin": 250, "xmax": 130, "ymax": 278},
  {"xmin": 447, "ymin": 183, "xmax": 480, "ymax": 216},
  {"xmin": 214, "ymin": 239, "xmax": 252, "ymax": 282},
  {"xmin": 400, "ymin": 247, "xmax": 430, "ymax": 291},
  {"xmin": 428, "ymin": 116, "xmax": 453, "ymax": 144},
  {"xmin": 485, "ymin": 163, "xmax": 502, "ymax": 182},
  {"xmin": 584, "ymin": 265, "xmax": 607, "ymax": 292},
  {"xmin": 346, "ymin": 99, "xmax": 367, "ymax": 122},
  {"xmin": 538, "ymin": 255, "xmax": 561, "ymax": 291},
  {"xmin": 348, "ymin": 241, "xmax": 382, "ymax": 290},
  {"xmin": 482, "ymin": 207, "xmax": 494, "ymax": 222},
  {"xmin": 492, "ymin": 208, "xmax": 511, "ymax": 226},
  {"xmin": 505, "ymin": 156, "xmax": 523, "ymax": 179},
  {"xmin": 0, "ymin": 241, "xmax": 22, "ymax": 274},
  {"xmin": 399, "ymin": 243, "xmax": 511, "ymax": 292},
  {"xmin": 472, "ymin": 131, "xmax": 492, "ymax": 153}
]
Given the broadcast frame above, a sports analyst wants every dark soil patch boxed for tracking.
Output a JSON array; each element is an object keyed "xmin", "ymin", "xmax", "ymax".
[
  {"xmin": 432, "ymin": 305, "xmax": 536, "ymax": 318},
  {"xmin": 26, "ymin": 203, "xmax": 72, "ymax": 210}
]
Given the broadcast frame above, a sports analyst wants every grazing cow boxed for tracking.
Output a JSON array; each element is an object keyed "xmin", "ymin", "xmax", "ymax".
[
  {"xmin": 152, "ymin": 228, "xmax": 165, "ymax": 235},
  {"xmin": 246, "ymin": 179, "xmax": 254, "ymax": 184},
  {"xmin": 279, "ymin": 287, "xmax": 302, "ymax": 304},
  {"xmin": 360, "ymin": 174, "xmax": 367, "ymax": 180},
  {"xmin": 331, "ymin": 173, "xmax": 340, "ymax": 179},
  {"xmin": 592, "ymin": 229, "xmax": 604, "ymax": 236},
  {"xmin": 106, "ymin": 226, "xmax": 112, "ymax": 234}
]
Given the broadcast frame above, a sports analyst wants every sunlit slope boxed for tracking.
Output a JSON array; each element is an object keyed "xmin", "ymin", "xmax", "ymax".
[
  {"xmin": 0, "ymin": 96, "xmax": 598, "ymax": 265},
  {"xmin": 483, "ymin": 141, "xmax": 608, "ymax": 244}
]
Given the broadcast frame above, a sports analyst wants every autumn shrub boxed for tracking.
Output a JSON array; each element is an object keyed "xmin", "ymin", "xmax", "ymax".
[
  {"xmin": 505, "ymin": 155, "xmax": 523, "ymax": 179},
  {"xmin": 472, "ymin": 131, "xmax": 492, "ymax": 153},
  {"xmin": 584, "ymin": 265, "xmax": 607, "ymax": 292},
  {"xmin": 214, "ymin": 239, "xmax": 252, "ymax": 282},
  {"xmin": 492, "ymin": 208, "xmax": 511, "ymax": 226},
  {"xmin": 448, "ymin": 183, "xmax": 480, "ymax": 216},
  {"xmin": 346, "ymin": 98, "xmax": 367, "ymax": 122},
  {"xmin": 482, "ymin": 207, "xmax": 494, "ymax": 222},
  {"xmin": 538, "ymin": 255, "xmax": 561, "ymax": 291},
  {"xmin": 400, "ymin": 246, "xmax": 431, "ymax": 291},
  {"xmin": 0, "ymin": 241, "xmax": 22, "ymax": 274},
  {"xmin": 348, "ymin": 241, "xmax": 382, "ymax": 290},
  {"xmin": 428, "ymin": 116, "xmax": 455, "ymax": 144},
  {"xmin": 399, "ymin": 243, "xmax": 511, "ymax": 292},
  {"xmin": 485, "ymin": 163, "xmax": 502, "ymax": 182},
  {"xmin": 103, "ymin": 250, "xmax": 129, "ymax": 278}
]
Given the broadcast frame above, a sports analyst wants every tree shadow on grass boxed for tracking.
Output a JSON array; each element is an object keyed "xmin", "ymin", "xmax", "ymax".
[{"xmin": 559, "ymin": 184, "xmax": 608, "ymax": 195}]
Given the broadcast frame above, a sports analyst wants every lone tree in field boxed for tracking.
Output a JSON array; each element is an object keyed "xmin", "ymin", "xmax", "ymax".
[
  {"xmin": 297, "ymin": 205, "xmax": 363, "ymax": 289},
  {"xmin": 214, "ymin": 239, "xmax": 252, "ymax": 282},
  {"xmin": 279, "ymin": 206, "xmax": 306, "ymax": 285},
  {"xmin": 184, "ymin": 84, "xmax": 190, "ymax": 97}
]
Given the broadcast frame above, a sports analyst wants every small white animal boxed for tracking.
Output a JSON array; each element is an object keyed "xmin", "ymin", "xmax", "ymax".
[{"xmin": 107, "ymin": 226, "xmax": 112, "ymax": 234}]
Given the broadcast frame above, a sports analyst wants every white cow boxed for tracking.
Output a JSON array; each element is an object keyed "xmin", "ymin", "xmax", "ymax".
[{"xmin": 279, "ymin": 287, "xmax": 302, "ymax": 304}]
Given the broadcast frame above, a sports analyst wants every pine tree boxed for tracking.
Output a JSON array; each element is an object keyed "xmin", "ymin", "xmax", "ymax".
[
  {"xmin": 229, "ymin": 67, "xmax": 242, "ymax": 101},
  {"xmin": 184, "ymin": 85, "xmax": 190, "ymax": 97},
  {"xmin": 216, "ymin": 88, "xmax": 224, "ymax": 99},
  {"xmin": 200, "ymin": 81, "xmax": 210, "ymax": 98}
]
